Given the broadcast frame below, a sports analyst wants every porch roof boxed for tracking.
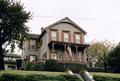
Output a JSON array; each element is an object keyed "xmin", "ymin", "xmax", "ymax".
[{"xmin": 48, "ymin": 41, "xmax": 90, "ymax": 48}]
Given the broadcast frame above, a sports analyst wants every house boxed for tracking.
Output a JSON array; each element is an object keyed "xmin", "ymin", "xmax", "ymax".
[
  {"xmin": 22, "ymin": 17, "xmax": 89, "ymax": 64},
  {"xmin": 4, "ymin": 54, "xmax": 21, "ymax": 70}
]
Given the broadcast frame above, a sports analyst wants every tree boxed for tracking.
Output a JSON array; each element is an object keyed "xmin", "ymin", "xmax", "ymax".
[
  {"xmin": 107, "ymin": 43, "xmax": 120, "ymax": 73},
  {"xmin": 0, "ymin": 0, "xmax": 31, "ymax": 70},
  {"xmin": 87, "ymin": 40, "xmax": 114, "ymax": 72}
]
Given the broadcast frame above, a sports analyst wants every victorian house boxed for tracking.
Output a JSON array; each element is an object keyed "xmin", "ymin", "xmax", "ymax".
[{"xmin": 22, "ymin": 17, "xmax": 89, "ymax": 64}]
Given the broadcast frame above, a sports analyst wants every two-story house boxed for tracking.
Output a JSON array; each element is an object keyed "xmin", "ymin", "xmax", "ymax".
[{"xmin": 22, "ymin": 17, "xmax": 89, "ymax": 64}]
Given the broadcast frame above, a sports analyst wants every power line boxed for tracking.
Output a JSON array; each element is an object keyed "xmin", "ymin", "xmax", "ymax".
[{"xmin": 33, "ymin": 15, "xmax": 120, "ymax": 22}]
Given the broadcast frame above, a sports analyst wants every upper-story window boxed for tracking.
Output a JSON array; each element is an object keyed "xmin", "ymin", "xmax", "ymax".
[
  {"xmin": 63, "ymin": 32, "xmax": 69, "ymax": 42},
  {"xmin": 30, "ymin": 40, "xmax": 36, "ymax": 50},
  {"xmin": 51, "ymin": 31, "xmax": 57, "ymax": 41},
  {"xmin": 75, "ymin": 33, "xmax": 81, "ymax": 44}
]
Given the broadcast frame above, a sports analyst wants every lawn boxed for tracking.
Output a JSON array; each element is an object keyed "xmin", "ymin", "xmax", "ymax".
[
  {"xmin": 91, "ymin": 72, "xmax": 120, "ymax": 78},
  {"xmin": 0, "ymin": 70, "xmax": 67, "ymax": 76}
]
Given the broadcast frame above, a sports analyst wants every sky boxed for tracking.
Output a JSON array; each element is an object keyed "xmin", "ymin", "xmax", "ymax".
[{"xmin": 16, "ymin": 0, "xmax": 120, "ymax": 43}]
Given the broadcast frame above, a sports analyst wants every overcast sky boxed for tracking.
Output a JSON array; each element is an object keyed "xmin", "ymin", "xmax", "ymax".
[{"xmin": 17, "ymin": 0, "xmax": 120, "ymax": 43}]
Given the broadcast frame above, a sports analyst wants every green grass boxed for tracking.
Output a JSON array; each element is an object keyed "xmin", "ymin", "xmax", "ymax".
[
  {"xmin": 91, "ymin": 72, "xmax": 120, "ymax": 78},
  {"xmin": 0, "ymin": 70, "xmax": 67, "ymax": 76}
]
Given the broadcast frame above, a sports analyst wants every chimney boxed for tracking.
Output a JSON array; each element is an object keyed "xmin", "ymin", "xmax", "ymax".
[{"xmin": 41, "ymin": 27, "xmax": 44, "ymax": 33}]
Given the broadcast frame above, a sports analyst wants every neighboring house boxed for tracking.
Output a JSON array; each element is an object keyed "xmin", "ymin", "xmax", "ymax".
[
  {"xmin": 4, "ymin": 54, "xmax": 21, "ymax": 70},
  {"xmin": 22, "ymin": 17, "xmax": 89, "ymax": 64}
]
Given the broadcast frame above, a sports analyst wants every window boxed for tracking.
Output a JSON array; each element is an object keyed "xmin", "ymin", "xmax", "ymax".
[
  {"xmin": 75, "ymin": 34, "xmax": 80, "ymax": 43},
  {"xmin": 63, "ymin": 32, "xmax": 69, "ymax": 42},
  {"xmin": 4, "ymin": 57, "xmax": 8, "ymax": 60},
  {"xmin": 30, "ymin": 40, "xmax": 36, "ymax": 49},
  {"xmin": 12, "ymin": 58, "xmax": 16, "ymax": 61},
  {"xmin": 51, "ymin": 31, "xmax": 57, "ymax": 41},
  {"xmin": 30, "ymin": 55, "xmax": 36, "ymax": 62},
  {"xmin": 51, "ymin": 54, "xmax": 57, "ymax": 60}
]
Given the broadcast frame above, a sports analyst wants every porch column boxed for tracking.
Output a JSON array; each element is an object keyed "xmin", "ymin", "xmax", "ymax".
[
  {"xmin": 75, "ymin": 46, "xmax": 78, "ymax": 62},
  {"xmin": 81, "ymin": 50, "xmax": 84, "ymax": 64},
  {"xmin": 52, "ymin": 43, "xmax": 55, "ymax": 53},
  {"xmin": 50, "ymin": 43, "xmax": 55, "ymax": 59},
  {"xmin": 63, "ymin": 44, "xmax": 66, "ymax": 63}
]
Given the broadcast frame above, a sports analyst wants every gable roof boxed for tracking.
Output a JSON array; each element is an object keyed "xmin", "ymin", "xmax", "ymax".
[
  {"xmin": 39, "ymin": 17, "xmax": 87, "ymax": 39},
  {"xmin": 27, "ymin": 33, "xmax": 40, "ymax": 39},
  {"xmin": 46, "ymin": 17, "xmax": 87, "ymax": 34}
]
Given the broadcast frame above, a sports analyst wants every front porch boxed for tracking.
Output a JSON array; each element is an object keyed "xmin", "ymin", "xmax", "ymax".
[{"xmin": 48, "ymin": 41, "xmax": 89, "ymax": 64}]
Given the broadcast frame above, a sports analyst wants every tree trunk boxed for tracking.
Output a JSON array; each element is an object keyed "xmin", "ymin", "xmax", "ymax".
[{"xmin": 0, "ymin": 44, "xmax": 5, "ymax": 70}]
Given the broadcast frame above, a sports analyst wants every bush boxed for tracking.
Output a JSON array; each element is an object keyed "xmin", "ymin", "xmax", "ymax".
[
  {"xmin": 25, "ymin": 59, "xmax": 87, "ymax": 73},
  {"xmin": 93, "ymin": 75, "xmax": 120, "ymax": 81},
  {"xmin": 44, "ymin": 59, "xmax": 57, "ymax": 71},
  {"xmin": 0, "ymin": 73, "xmax": 82, "ymax": 81},
  {"xmin": 56, "ymin": 62, "xmax": 87, "ymax": 73},
  {"xmin": 87, "ymin": 67, "xmax": 105, "ymax": 72},
  {"xmin": 62, "ymin": 75, "xmax": 82, "ymax": 81},
  {"xmin": 25, "ymin": 62, "xmax": 44, "ymax": 71},
  {"xmin": 44, "ymin": 59, "xmax": 87, "ymax": 73}
]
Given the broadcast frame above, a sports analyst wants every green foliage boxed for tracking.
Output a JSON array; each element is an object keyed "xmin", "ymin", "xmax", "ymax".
[
  {"xmin": 25, "ymin": 59, "xmax": 87, "ymax": 73},
  {"xmin": 107, "ymin": 43, "xmax": 120, "ymax": 73},
  {"xmin": 25, "ymin": 62, "xmax": 44, "ymax": 71},
  {"xmin": 93, "ymin": 75, "xmax": 120, "ymax": 81},
  {"xmin": 44, "ymin": 59, "xmax": 58, "ymax": 71},
  {"xmin": 87, "ymin": 40, "xmax": 114, "ymax": 72},
  {"xmin": 56, "ymin": 62, "xmax": 87, "ymax": 73},
  {"xmin": 0, "ymin": 0, "xmax": 31, "ymax": 48},
  {"xmin": 88, "ymin": 67, "xmax": 105, "ymax": 72},
  {"xmin": 0, "ymin": 0, "xmax": 31, "ymax": 70},
  {"xmin": 87, "ymin": 40, "xmax": 113, "ymax": 67},
  {"xmin": 0, "ymin": 73, "xmax": 82, "ymax": 81},
  {"xmin": 44, "ymin": 59, "xmax": 87, "ymax": 73}
]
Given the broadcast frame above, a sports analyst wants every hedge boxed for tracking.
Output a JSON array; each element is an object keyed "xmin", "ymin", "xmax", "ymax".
[
  {"xmin": 93, "ymin": 75, "xmax": 120, "ymax": 81},
  {"xmin": 0, "ymin": 73, "xmax": 82, "ymax": 81},
  {"xmin": 87, "ymin": 67, "xmax": 105, "ymax": 72},
  {"xmin": 25, "ymin": 62, "xmax": 44, "ymax": 71},
  {"xmin": 44, "ymin": 59, "xmax": 87, "ymax": 73},
  {"xmin": 25, "ymin": 59, "xmax": 87, "ymax": 73}
]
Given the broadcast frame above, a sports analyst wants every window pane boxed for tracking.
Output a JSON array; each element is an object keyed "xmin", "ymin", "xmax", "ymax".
[
  {"xmin": 64, "ymin": 32, "xmax": 69, "ymax": 42},
  {"xmin": 51, "ymin": 31, "xmax": 57, "ymax": 40},
  {"xmin": 75, "ymin": 34, "xmax": 80, "ymax": 43},
  {"xmin": 75, "ymin": 34, "xmax": 80, "ymax": 40}
]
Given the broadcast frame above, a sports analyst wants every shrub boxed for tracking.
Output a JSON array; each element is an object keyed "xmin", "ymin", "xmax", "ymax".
[
  {"xmin": 62, "ymin": 75, "xmax": 82, "ymax": 81},
  {"xmin": 93, "ymin": 75, "xmax": 120, "ymax": 81},
  {"xmin": 0, "ymin": 73, "xmax": 82, "ymax": 81},
  {"xmin": 44, "ymin": 59, "xmax": 57, "ymax": 71},
  {"xmin": 25, "ymin": 62, "xmax": 44, "ymax": 71},
  {"xmin": 25, "ymin": 59, "xmax": 87, "ymax": 73},
  {"xmin": 56, "ymin": 62, "xmax": 87, "ymax": 73},
  {"xmin": 87, "ymin": 67, "xmax": 105, "ymax": 72}
]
